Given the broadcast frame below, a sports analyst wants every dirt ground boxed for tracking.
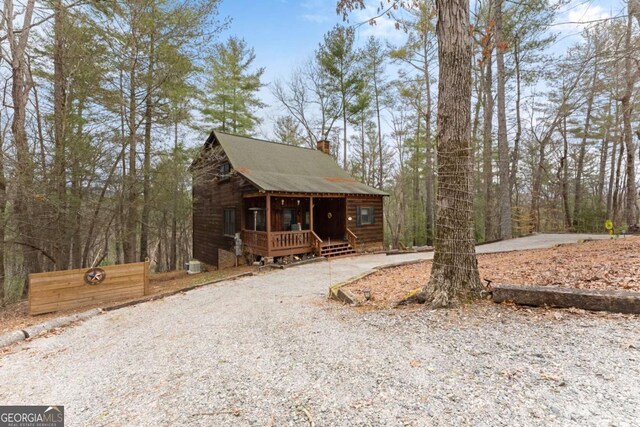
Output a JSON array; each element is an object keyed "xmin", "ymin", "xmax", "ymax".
[
  {"xmin": 0, "ymin": 265, "xmax": 256, "ymax": 335},
  {"xmin": 346, "ymin": 236, "xmax": 640, "ymax": 309}
]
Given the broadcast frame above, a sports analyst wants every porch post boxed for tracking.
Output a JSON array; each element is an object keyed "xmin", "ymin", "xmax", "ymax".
[
  {"xmin": 266, "ymin": 194, "xmax": 271, "ymax": 256},
  {"xmin": 309, "ymin": 196, "xmax": 314, "ymax": 232}
]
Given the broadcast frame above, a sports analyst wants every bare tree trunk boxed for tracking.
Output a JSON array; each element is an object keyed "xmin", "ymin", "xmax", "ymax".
[
  {"xmin": 560, "ymin": 117, "xmax": 572, "ymax": 229},
  {"xmin": 597, "ymin": 131, "xmax": 609, "ymax": 209},
  {"xmin": 495, "ymin": 0, "xmax": 511, "ymax": 239},
  {"xmin": 413, "ymin": 116, "xmax": 421, "ymax": 245},
  {"xmin": 424, "ymin": 0, "xmax": 483, "ymax": 307},
  {"xmin": 373, "ymin": 54, "xmax": 384, "ymax": 189},
  {"xmin": 342, "ymin": 84, "xmax": 348, "ymax": 168},
  {"xmin": 530, "ymin": 137, "xmax": 546, "ymax": 233},
  {"xmin": 613, "ymin": 136, "xmax": 624, "ymax": 222},
  {"xmin": 52, "ymin": 0, "xmax": 70, "ymax": 270},
  {"xmin": 622, "ymin": 13, "xmax": 637, "ymax": 227},
  {"xmin": 607, "ymin": 102, "xmax": 619, "ymax": 219},
  {"xmin": 573, "ymin": 61, "xmax": 598, "ymax": 229},
  {"xmin": 510, "ymin": 35, "xmax": 522, "ymax": 214},
  {"xmin": 482, "ymin": 49, "xmax": 494, "ymax": 241},
  {"xmin": 123, "ymin": 36, "xmax": 139, "ymax": 263},
  {"xmin": 360, "ymin": 114, "xmax": 366, "ymax": 181},
  {"xmin": 170, "ymin": 121, "xmax": 178, "ymax": 271},
  {"xmin": 140, "ymin": 31, "xmax": 155, "ymax": 262},
  {"xmin": 70, "ymin": 101, "xmax": 84, "ymax": 268},
  {"xmin": 424, "ymin": 33, "xmax": 434, "ymax": 246},
  {"xmin": 6, "ymin": 0, "xmax": 42, "ymax": 296},
  {"xmin": 0, "ymin": 112, "xmax": 6, "ymax": 302},
  {"xmin": 31, "ymin": 82, "xmax": 47, "ymax": 178}
]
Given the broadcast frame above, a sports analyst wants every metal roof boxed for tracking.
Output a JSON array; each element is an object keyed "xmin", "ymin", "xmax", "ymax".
[{"xmin": 212, "ymin": 131, "xmax": 387, "ymax": 196}]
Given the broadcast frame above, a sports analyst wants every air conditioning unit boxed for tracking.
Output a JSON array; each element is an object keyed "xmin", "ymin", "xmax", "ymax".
[{"xmin": 188, "ymin": 260, "xmax": 202, "ymax": 275}]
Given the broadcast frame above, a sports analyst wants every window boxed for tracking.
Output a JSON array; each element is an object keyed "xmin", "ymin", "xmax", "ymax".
[
  {"xmin": 218, "ymin": 162, "xmax": 231, "ymax": 181},
  {"xmin": 283, "ymin": 208, "xmax": 297, "ymax": 231},
  {"xmin": 356, "ymin": 206, "xmax": 374, "ymax": 226},
  {"xmin": 223, "ymin": 208, "xmax": 236, "ymax": 236}
]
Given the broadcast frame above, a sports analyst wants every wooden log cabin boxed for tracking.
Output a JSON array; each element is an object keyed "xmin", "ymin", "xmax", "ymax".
[{"xmin": 192, "ymin": 131, "xmax": 387, "ymax": 268}]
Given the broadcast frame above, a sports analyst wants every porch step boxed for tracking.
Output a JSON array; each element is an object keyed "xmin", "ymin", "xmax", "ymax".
[{"xmin": 321, "ymin": 242, "xmax": 356, "ymax": 258}]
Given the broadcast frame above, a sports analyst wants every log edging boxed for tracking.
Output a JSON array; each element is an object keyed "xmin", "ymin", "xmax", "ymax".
[{"xmin": 491, "ymin": 284, "xmax": 640, "ymax": 314}]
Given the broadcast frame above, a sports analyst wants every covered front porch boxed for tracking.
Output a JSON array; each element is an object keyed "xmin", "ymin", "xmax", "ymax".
[{"xmin": 241, "ymin": 193, "xmax": 357, "ymax": 258}]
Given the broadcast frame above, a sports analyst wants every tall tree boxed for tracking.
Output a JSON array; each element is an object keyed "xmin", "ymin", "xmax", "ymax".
[
  {"xmin": 273, "ymin": 60, "xmax": 342, "ymax": 148},
  {"xmin": 495, "ymin": 0, "xmax": 512, "ymax": 239},
  {"xmin": 273, "ymin": 115, "xmax": 305, "ymax": 146},
  {"xmin": 316, "ymin": 25, "xmax": 363, "ymax": 168},
  {"xmin": 478, "ymin": 1, "xmax": 495, "ymax": 241},
  {"xmin": 4, "ymin": 0, "xmax": 42, "ymax": 295},
  {"xmin": 621, "ymin": 10, "xmax": 637, "ymax": 227},
  {"xmin": 363, "ymin": 36, "xmax": 387, "ymax": 188},
  {"xmin": 424, "ymin": 0, "xmax": 483, "ymax": 306},
  {"xmin": 202, "ymin": 37, "xmax": 265, "ymax": 135}
]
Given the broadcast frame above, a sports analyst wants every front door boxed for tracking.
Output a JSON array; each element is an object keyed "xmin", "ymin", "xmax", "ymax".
[{"xmin": 313, "ymin": 198, "xmax": 345, "ymax": 241}]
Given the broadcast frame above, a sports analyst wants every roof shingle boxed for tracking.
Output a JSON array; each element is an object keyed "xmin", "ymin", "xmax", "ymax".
[{"xmin": 213, "ymin": 131, "xmax": 387, "ymax": 196}]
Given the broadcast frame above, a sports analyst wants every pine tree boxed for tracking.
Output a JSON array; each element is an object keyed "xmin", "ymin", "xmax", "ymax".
[
  {"xmin": 316, "ymin": 25, "xmax": 363, "ymax": 168},
  {"xmin": 202, "ymin": 37, "xmax": 265, "ymax": 135}
]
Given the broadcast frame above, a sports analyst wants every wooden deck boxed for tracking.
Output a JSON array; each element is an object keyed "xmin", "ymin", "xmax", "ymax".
[{"xmin": 242, "ymin": 229, "xmax": 357, "ymax": 258}]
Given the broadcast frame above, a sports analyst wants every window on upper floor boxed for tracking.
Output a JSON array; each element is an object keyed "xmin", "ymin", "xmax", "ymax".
[{"xmin": 218, "ymin": 162, "xmax": 231, "ymax": 182}]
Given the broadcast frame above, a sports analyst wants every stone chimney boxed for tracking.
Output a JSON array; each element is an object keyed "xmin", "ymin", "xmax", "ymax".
[{"xmin": 317, "ymin": 140, "xmax": 330, "ymax": 155}]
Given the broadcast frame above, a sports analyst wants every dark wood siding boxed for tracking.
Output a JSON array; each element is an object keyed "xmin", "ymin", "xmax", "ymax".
[
  {"xmin": 192, "ymin": 168, "xmax": 248, "ymax": 267},
  {"xmin": 346, "ymin": 196, "xmax": 384, "ymax": 244}
]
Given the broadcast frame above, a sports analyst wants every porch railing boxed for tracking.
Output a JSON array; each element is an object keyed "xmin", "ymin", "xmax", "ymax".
[
  {"xmin": 270, "ymin": 230, "xmax": 311, "ymax": 252},
  {"xmin": 242, "ymin": 230, "xmax": 268, "ymax": 253},
  {"xmin": 243, "ymin": 229, "xmax": 315, "ymax": 256},
  {"xmin": 310, "ymin": 231, "xmax": 323, "ymax": 256},
  {"xmin": 346, "ymin": 228, "xmax": 358, "ymax": 250}
]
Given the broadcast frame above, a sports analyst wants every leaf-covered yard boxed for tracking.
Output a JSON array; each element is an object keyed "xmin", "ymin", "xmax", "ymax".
[{"xmin": 345, "ymin": 236, "xmax": 640, "ymax": 309}]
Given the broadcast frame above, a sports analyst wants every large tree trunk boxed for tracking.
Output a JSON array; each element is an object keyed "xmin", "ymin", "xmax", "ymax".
[
  {"xmin": 424, "ymin": 0, "xmax": 483, "ymax": 307},
  {"xmin": 495, "ymin": 0, "xmax": 512, "ymax": 240}
]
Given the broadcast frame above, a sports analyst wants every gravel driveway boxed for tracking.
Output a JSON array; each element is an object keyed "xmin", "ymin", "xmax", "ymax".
[{"xmin": 1, "ymin": 234, "xmax": 638, "ymax": 426}]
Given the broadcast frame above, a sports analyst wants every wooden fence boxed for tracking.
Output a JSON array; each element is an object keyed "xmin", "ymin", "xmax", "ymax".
[{"xmin": 29, "ymin": 261, "xmax": 149, "ymax": 315}]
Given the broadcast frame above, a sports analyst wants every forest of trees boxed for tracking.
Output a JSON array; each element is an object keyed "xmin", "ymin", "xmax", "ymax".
[{"xmin": 0, "ymin": 0, "xmax": 638, "ymax": 304}]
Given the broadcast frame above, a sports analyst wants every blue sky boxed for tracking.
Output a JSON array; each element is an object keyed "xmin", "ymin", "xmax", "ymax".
[
  {"xmin": 217, "ymin": 0, "xmax": 381, "ymax": 136},
  {"xmin": 215, "ymin": 0, "xmax": 628, "ymax": 138}
]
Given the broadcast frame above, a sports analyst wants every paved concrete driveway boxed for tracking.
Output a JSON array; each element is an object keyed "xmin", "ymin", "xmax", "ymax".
[{"xmin": 2, "ymin": 234, "xmax": 638, "ymax": 426}]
